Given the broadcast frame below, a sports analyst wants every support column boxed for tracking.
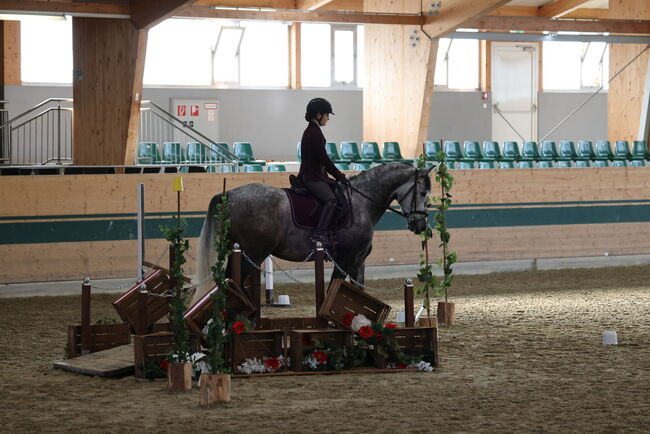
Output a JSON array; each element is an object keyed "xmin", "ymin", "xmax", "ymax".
[
  {"xmin": 72, "ymin": 18, "xmax": 147, "ymax": 165},
  {"xmin": 289, "ymin": 23, "xmax": 301, "ymax": 90}
]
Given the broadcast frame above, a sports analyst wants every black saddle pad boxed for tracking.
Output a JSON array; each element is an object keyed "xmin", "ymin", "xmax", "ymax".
[{"xmin": 283, "ymin": 187, "xmax": 350, "ymax": 230}]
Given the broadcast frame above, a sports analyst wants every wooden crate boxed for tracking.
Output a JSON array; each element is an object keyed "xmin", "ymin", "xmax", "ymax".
[
  {"xmin": 258, "ymin": 317, "xmax": 319, "ymax": 330},
  {"xmin": 289, "ymin": 329, "xmax": 354, "ymax": 372},
  {"xmin": 319, "ymin": 279, "xmax": 391, "ymax": 329},
  {"xmin": 66, "ymin": 323, "xmax": 131, "ymax": 359},
  {"xmin": 184, "ymin": 279, "xmax": 256, "ymax": 344},
  {"xmin": 375, "ymin": 327, "xmax": 439, "ymax": 369},
  {"xmin": 231, "ymin": 330, "xmax": 287, "ymax": 373},
  {"xmin": 112, "ymin": 270, "xmax": 171, "ymax": 334},
  {"xmin": 133, "ymin": 331, "xmax": 174, "ymax": 378}
]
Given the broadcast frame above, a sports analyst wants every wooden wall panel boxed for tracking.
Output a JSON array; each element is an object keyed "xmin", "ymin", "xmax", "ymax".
[
  {"xmin": 72, "ymin": 18, "xmax": 147, "ymax": 166},
  {"xmin": 608, "ymin": 1, "xmax": 650, "ymax": 142},
  {"xmin": 0, "ymin": 20, "xmax": 21, "ymax": 86}
]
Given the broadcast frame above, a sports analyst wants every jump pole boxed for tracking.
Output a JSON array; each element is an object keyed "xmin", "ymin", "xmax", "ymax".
[
  {"xmin": 136, "ymin": 183, "xmax": 145, "ymax": 282},
  {"xmin": 314, "ymin": 242, "xmax": 326, "ymax": 328},
  {"xmin": 81, "ymin": 277, "xmax": 91, "ymax": 355},
  {"xmin": 404, "ymin": 278, "xmax": 415, "ymax": 327},
  {"xmin": 264, "ymin": 256, "xmax": 274, "ymax": 305}
]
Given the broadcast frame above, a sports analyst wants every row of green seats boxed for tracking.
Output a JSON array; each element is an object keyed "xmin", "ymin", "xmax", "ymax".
[
  {"xmin": 298, "ymin": 141, "xmax": 414, "ymax": 164},
  {"xmin": 449, "ymin": 160, "xmax": 644, "ymax": 169},
  {"xmin": 437, "ymin": 140, "xmax": 649, "ymax": 163},
  {"xmin": 136, "ymin": 141, "xmax": 265, "ymax": 165}
]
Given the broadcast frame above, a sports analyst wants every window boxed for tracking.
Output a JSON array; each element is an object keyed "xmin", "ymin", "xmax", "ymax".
[
  {"xmin": 434, "ymin": 38, "xmax": 479, "ymax": 90},
  {"xmin": 239, "ymin": 21, "xmax": 288, "ymax": 87},
  {"xmin": 301, "ymin": 23, "xmax": 361, "ymax": 88},
  {"xmin": 21, "ymin": 17, "xmax": 72, "ymax": 84},
  {"xmin": 543, "ymin": 40, "xmax": 609, "ymax": 91},
  {"xmin": 212, "ymin": 26, "xmax": 244, "ymax": 84}
]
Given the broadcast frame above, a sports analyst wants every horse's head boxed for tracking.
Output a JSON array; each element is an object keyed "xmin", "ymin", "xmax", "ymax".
[{"xmin": 395, "ymin": 165, "xmax": 435, "ymax": 234}]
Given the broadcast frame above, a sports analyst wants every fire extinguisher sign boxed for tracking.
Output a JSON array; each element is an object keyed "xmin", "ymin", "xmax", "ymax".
[{"xmin": 177, "ymin": 105, "xmax": 187, "ymax": 117}]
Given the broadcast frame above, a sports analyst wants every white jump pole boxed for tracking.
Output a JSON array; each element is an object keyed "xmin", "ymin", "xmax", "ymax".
[
  {"xmin": 137, "ymin": 183, "xmax": 145, "ymax": 281},
  {"xmin": 264, "ymin": 256, "xmax": 274, "ymax": 304}
]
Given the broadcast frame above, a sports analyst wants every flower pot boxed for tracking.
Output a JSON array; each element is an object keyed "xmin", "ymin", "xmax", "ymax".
[
  {"xmin": 199, "ymin": 373, "xmax": 231, "ymax": 405},
  {"xmin": 418, "ymin": 316, "xmax": 438, "ymax": 328},
  {"xmin": 437, "ymin": 301, "xmax": 456, "ymax": 325},
  {"xmin": 167, "ymin": 362, "xmax": 192, "ymax": 392}
]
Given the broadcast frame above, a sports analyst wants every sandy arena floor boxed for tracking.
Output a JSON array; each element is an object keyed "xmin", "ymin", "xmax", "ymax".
[{"xmin": 1, "ymin": 266, "xmax": 649, "ymax": 433}]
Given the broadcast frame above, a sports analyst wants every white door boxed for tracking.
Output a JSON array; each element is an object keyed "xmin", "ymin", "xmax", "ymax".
[{"xmin": 491, "ymin": 43, "xmax": 538, "ymax": 143}]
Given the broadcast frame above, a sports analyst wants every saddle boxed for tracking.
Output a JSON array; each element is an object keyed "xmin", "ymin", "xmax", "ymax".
[{"xmin": 284, "ymin": 175, "xmax": 350, "ymax": 230}]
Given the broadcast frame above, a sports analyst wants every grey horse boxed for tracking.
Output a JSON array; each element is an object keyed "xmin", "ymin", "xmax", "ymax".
[{"xmin": 191, "ymin": 162, "xmax": 434, "ymax": 304}]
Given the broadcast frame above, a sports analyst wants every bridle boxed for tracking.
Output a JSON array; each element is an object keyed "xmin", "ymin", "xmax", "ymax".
[{"xmin": 344, "ymin": 168, "xmax": 429, "ymax": 226}]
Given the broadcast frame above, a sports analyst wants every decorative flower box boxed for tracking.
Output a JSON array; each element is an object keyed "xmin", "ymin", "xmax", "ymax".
[
  {"xmin": 231, "ymin": 330, "xmax": 287, "ymax": 373},
  {"xmin": 257, "ymin": 316, "xmax": 320, "ymax": 330},
  {"xmin": 66, "ymin": 323, "xmax": 131, "ymax": 359},
  {"xmin": 318, "ymin": 279, "xmax": 391, "ymax": 329},
  {"xmin": 133, "ymin": 331, "xmax": 174, "ymax": 379},
  {"xmin": 373, "ymin": 327, "xmax": 439, "ymax": 369},
  {"xmin": 288, "ymin": 329, "xmax": 354, "ymax": 372}
]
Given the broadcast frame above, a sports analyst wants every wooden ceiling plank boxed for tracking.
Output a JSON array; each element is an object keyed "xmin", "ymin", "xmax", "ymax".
[
  {"xmin": 467, "ymin": 15, "xmax": 650, "ymax": 35},
  {"xmin": 538, "ymin": 0, "xmax": 591, "ymax": 19},
  {"xmin": 0, "ymin": 0, "xmax": 129, "ymax": 16},
  {"xmin": 295, "ymin": 0, "xmax": 335, "ymax": 10},
  {"xmin": 423, "ymin": 0, "xmax": 511, "ymax": 38},
  {"xmin": 489, "ymin": 6, "xmax": 539, "ymax": 17},
  {"xmin": 194, "ymin": 0, "xmax": 296, "ymax": 7},
  {"xmin": 131, "ymin": 0, "xmax": 197, "ymax": 30}
]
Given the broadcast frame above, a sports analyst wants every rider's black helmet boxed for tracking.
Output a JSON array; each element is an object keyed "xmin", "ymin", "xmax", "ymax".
[{"xmin": 305, "ymin": 98, "xmax": 334, "ymax": 121}]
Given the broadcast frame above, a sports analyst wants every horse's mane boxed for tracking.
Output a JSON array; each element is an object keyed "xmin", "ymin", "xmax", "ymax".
[{"xmin": 349, "ymin": 162, "xmax": 432, "ymax": 192}]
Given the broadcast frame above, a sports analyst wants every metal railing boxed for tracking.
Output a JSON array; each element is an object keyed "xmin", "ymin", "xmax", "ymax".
[
  {"xmin": 139, "ymin": 100, "xmax": 237, "ymax": 165},
  {"xmin": 0, "ymin": 101, "xmax": 8, "ymax": 164},
  {"xmin": 0, "ymin": 98, "xmax": 73, "ymax": 166}
]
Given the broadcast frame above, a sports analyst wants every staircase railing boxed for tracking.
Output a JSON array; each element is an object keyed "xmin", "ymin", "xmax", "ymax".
[{"xmin": 0, "ymin": 98, "xmax": 73, "ymax": 165}]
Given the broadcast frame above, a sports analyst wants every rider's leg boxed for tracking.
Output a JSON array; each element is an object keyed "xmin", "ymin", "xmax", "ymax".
[{"xmin": 303, "ymin": 181, "xmax": 337, "ymax": 244}]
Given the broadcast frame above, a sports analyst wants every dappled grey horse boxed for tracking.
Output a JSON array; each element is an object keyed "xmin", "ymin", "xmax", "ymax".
[{"xmin": 191, "ymin": 162, "xmax": 434, "ymax": 304}]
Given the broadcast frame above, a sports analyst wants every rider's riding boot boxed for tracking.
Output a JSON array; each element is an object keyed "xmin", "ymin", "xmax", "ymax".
[{"xmin": 311, "ymin": 199, "xmax": 338, "ymax": 245}]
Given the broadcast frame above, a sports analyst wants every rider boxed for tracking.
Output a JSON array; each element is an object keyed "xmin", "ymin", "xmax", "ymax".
[{"xmin": 297, "ymin": 97, "xmax": 348, "ymax": 245}]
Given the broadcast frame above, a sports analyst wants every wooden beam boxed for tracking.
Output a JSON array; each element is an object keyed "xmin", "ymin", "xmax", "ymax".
[
  {"xmin": 538, "ymin": 0, "xmax": 591, "ymax": 19},
  {"xmin": 178, "ymin": 7, "xmax": 424, "ymax": 24},
  {"xmin": 0, "ymin": 0, "xmax": 129, "ymax": 16},
  {"xmin": 72, "ymin": 18, "xmax": 147, "ymax": 165},
  {"xmin": 194, "ymin": 0, "xmax": 294, "ymax": 8},
  {"xmin": 564, "ymin": 8, "xmax": 609, "ymax": 19},
  {"xmin": 131, "ymin": 0, "xmax": 197, "ymax": 30},
  {"xmin": 289, "ymin": 22, "xmax": 301, "ymax": 89},
  {"xmin": 466, "ymin": 16, "xmax": 650, "ymax": 35},
  {"xmin": 0, "ymin": 20, "xmax": 20, "ymax": 86},
  {"xmin": 489, "ymin": 6, "xmax": 538, "ymax": 17},
  {"xmin": 422, "ymin": 0, "xmax": 510, "ymax": 38}
]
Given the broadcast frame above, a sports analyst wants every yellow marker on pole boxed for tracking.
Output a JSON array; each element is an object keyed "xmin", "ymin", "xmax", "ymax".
[{"xmin": 173, "ymin": 176, "xmax": 184, "ymax": 192}]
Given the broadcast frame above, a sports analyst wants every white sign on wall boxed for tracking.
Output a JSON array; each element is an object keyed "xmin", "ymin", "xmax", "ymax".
[{"xmin": 171, "ymin": 98, "xmax": 220, "ymax": 142}]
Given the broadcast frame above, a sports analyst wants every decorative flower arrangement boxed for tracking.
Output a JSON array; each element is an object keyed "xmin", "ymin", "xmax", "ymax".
[
  {"xmin": 237, "ymin": 355, "xmax": 288, "ymax": 374},
  {"xmin": 302, "ymin": 340, "xmax": 349, "ymax": 371}
]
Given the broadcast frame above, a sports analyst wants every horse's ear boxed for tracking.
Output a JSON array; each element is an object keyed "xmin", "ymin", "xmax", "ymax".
[{"xmin": 423, "ymin": 164, "xmax": 436, "ymax": 176}]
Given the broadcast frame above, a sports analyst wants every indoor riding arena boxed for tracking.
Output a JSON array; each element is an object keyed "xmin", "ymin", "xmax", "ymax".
[{"xmin": 2, "ymin": 0, "xmax": 650, "ymax": 432}]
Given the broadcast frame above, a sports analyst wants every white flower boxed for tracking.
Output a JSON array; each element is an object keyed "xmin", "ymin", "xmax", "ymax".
[
  {"xmin": 303, "ymin": 354, "xmax": 321, "ymax": 370},
  {"xmin": 351, "ymin": 314, "xmax": 372, "ymax": 332},
  {"xmin": 414, "ymin": 360, "xmax": 434, "ymax": 372}
]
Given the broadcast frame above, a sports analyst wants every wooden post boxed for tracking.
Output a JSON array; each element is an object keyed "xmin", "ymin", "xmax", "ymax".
[
  {"xmin": 137, "ymin": 284, "xmax": 148, "ymax": 335},
  {"xmin": 404, "ymin": 278, "xmax": 415, "ymax": 328},
  {"xmin": 199, "ymin": 373, "xmax": 231, "ymax": 404},
  {"xmin": 314, "ymin": 243, "xmax": 326, "ymax": 328},
  {"xmin": 232, "ymin": 243, "xmax": 241, "ymax": 290},
  {"xmin": 251, "ymin": 266, "xmax": 261, "ymax": 329},
  {"xmin": 81, "ymin": 278, "xmax": 91, "ymax": 355}
]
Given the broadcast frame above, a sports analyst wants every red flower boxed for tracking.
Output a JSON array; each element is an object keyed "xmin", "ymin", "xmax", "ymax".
[
  {"xmin": 232, "ymin": 320, "xmax": 246, "ymax": 335},
  {"xmin": 313, "ymin": 351, "xmax": 327, "ymax": 363},
  {"xmin": 221, "ymin": 310, "xmax": 229, "ymax": 319},
  {"xmin": 385, "ymin": 323, "xmax": 397, "ymax": 329},
  {"xmin": 265, "ymin": 357, "xmax": 280, "ymax": 371},
  {"xmin": 342, "ymin": 313, "xmax": 355, "ymax": 327},
  {"xmin": 397, "ymin": 362, "xmax": 407, "ymax": 369},
  {"xmin": 159, "ymin": 360, "xmax": 169, "ymax": 371},
  {"xmin": 375, "ymin": 332, "xmax": 382, "ymax": 339},
  {"xmin": 359, "ymin": 326, "xmax": 374, "ymax": 339}
]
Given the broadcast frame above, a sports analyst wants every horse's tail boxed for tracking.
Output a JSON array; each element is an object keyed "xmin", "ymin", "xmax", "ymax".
[{"xmin": 193, "ymin": 194, "xmax": 223, "ymax": 304}]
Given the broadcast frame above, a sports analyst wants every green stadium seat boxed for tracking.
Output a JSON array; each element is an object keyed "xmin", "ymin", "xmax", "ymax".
[
  {"xmin": 326, "ymin": 142, "xmax": 343, "ymax": 163},
  {"xmin": 502, "ymin": 141, "xmax": 521, "ymax": 161},
  {"xmin": 383, "ymin": 142, "xmax": 414, "ymax": 163},
  {"xmin": 208, "ymin": 143, "xmax": 230, "ymax": 162},
  {"xmin": 594, "ymin": 141, "xmax": 613, "ymax": 161},
  {"xmin": 575, "ymin": 160, "xmax": 590, "ymax": 168},
  {"xmin": 499, "ymin": 161, "xmax": 514, "ymax": 169},
  {"xmin": 632, "ymin": 140, "xmax": 649, "ymax": 160},
  {"xmin": 340, "ymin": 142, "xmax": 365, "ymax": 162},
  {"xmin": 482, "ymin": 141, "xmax": 501, "ymax": 161},
  {"xmin": 243, "ymin": 164, "xmax": 264, "ymax": 172},
  {"xmin": 446, "ymin": 161, "xmax": 456, "ymax": 169},
  {"xmin": 518, "ymin": 161, "xmax": 534, "ymax": 169},
  {"xmin": 593, "ymin": 160, "xmax": 608, "ymax": 168},
  {"xmin": 537, "ymin": 161, "xmax": 553, "ymax": 168},
  {"xmin": 576, "ymin": 141, "xmax": 595, "ymax": 161},
  {"xmin": 424, "ymin": 141, "xmax": 441, "ymax": 161},
  {"xmin": 557, "ymin": 160, "xmax": 572, "ymax": 168},
  {"xmin": 539, "ymin": 141, "xmax": 559, "ymax": 161},
  {"xmin": 352, "ymin": 162, "xmax": 370, "ymax": 171},
  {"xmin": 162, "ymin": 142, "xmax": 187, "ymax": 164},
  {"xmin": 631, "ymin": 159, "xmax": 645, "ymax": 167},
  {"xmin": 178, "ymin": 166, "xmax": 190, "ymax": 173},
  {"xmin": 186, "ymin": 142, "xmax": 206, "ymax": 163},
  {"xmin": 267, "ymin": 164, "xmax": 286, "ymax": 172},
  {"xmin": 462, "ymin": 141, "xmax": 482, "ymax": 162},
  {"xmin": 335, "ymin": 162, "xmax": 350, "ymax": 171},
  {"xmin": 458, "ymin": 161, "xmax": 474, "ymax": 169},
  {"xmin": 521, "ymin": 141, "xmax": 539, "ymax": 161},
  {"xmin": 296, "ymin": 142, "xmax": 302, "ymax": 162},
  {"xmin": 479, "ymin": 161, "xmax": 495, "ymax": 169},
  {"xmin": 443, "ymin": 141, "xmax": 463, "ymax": 162},
  {"xmin": 612, "ymin": 160, "xmax": 626, "ymax": 167},
  {"xmin": 557, "ymin": 141, "xmax": 577, "ymax": 161},
  {"xmin": 613, "ymin": 141, "xmax": 632, "ymax": 160},
  {"xmin": 234, "ymin": 142, "xmax": 266, "ymax": 166},
  {"xmin": 361, "ymin": 142, "xmax": 384, "ymax": 163},
  {"xmin": 136, "ymin": 142, "xmax": 162, "ymax": 164},
  {"xmin": 207, "ymin": 165, "xmax": 236, "ymax": 173}
]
